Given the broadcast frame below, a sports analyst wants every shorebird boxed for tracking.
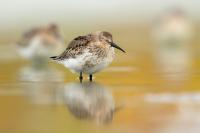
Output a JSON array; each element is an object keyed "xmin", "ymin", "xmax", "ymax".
[
  {"xmin": 16, "ymin": 24, "xmax": 64, "ymax": 62},
  {"xmin": 153, "ymin": 8, "xmax": 191, "ymax": 43},
  {"xmin": 152, "ymin": 8, "xmax": 192, "ymax": 81},
  {"xmin": 50, "ymin": 31, "xmax": 125, "ymax": 82}
]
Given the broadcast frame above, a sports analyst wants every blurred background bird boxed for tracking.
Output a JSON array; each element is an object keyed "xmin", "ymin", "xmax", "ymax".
[
  {"xmin": 16, "ymin": 23, "xmax": 65, "ymax": 69},
  {"xmin": 152, "ymin": 7, "xmax": 193, "ymax": 82}
]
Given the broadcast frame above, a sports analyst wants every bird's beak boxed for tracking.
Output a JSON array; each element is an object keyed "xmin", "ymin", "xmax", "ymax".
[{"xmin": 110, "ymin": 42, "xmax": 125, "ymax": 53}]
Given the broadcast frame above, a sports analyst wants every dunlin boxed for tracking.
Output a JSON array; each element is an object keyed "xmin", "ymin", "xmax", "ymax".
[
  {"xmin": 50, "ymin": 31, "xmax": 125, "ymax": 82},
  {"xmin": 152, "ymin": 8, "xmax": 192, "ymax": 81},
  {"xmin": 17, "ymin": 24, "xmax": 64, "ymax": 60}
]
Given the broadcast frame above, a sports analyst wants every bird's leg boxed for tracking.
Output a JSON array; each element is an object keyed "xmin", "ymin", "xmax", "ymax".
[
  {"xmin": 89, "ymin": 74, "xmax": 93, "ymax": 82},
  {"xmin": 79, "ymin": 72, "xmax": 83, "ymax": 83}
]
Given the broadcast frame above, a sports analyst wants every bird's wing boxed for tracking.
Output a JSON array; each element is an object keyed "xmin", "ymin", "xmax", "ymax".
[
  {"xmin": 67, "ymin": 35, "xmax": 91, "ymax": 49},
  {"xmin": 53, "ymin": 35, "xmax": 92, "ymax": 60}
]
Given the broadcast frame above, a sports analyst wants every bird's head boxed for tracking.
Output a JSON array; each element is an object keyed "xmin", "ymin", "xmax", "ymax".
[{"xmin": 97, "ymin": 31, "xmax": 125, "ymax": 53}]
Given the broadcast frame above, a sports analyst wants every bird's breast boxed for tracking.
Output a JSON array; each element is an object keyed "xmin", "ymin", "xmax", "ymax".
[{"xmin": 81, "ymin": 47, "xmax": 115, "ymax": 74}]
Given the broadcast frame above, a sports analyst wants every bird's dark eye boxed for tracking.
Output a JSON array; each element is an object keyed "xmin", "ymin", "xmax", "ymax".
[{"xmin": 106, "ymin": 40, "xmax": 111, "ymax": 44}]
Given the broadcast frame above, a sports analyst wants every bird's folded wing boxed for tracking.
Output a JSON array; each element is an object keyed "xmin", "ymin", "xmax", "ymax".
[{"xmin": 55, "ymin": 35, "xmax": 92, "ymax": 60}]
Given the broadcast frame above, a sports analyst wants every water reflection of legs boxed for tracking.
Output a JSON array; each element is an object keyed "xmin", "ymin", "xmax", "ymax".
[{"xmin": 63, "ymin": 82, "xmax": 118, "ymax": 124}]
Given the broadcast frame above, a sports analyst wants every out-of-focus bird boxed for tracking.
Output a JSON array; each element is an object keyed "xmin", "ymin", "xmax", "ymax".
[
  {"xmin": 153, "ymin": 8, "xmax": 191, "ymax": 43},
  {"xmin": 152, "ymin": 8, "xmax": 193, "ymax": 81},
  {"xmin": 17, "ymin": 24, "xmax": 64, "ymax": 65}
]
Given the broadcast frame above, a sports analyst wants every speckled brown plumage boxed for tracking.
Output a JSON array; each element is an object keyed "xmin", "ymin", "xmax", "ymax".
[
  {"xmin": 58, "ymin": 35, "xmax": 92, "ymax": 59},
  {"xmin": 50, "ymin": 31, "xmax": 125, "ymax": 81},
  {"xmin": 51, "ymin": 32, "xmax": 112, "ymax": 60}
]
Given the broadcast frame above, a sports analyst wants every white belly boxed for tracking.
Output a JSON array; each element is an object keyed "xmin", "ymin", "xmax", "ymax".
[
  {"xmin": 18, "ymin": 37, "xmax": 52, "ymax": 59},
  {"xmin": 60, "ymin": 48, "xmax": 115, "ymax": 74}
]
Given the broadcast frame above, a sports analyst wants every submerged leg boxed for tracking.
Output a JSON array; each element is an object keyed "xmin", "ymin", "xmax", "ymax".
[
  {"xmin": 79, "ymin": 72, "xmax": 83, "ymax": 83},
  {"xmin": 89, "ymin": 74, "xmax": 93, "ymax": 82}
]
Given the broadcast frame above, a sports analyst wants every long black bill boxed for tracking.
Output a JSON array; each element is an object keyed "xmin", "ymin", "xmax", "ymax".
[{"xmin": 110, "ymin": 42, "xmax": 125, "ymax": 53}]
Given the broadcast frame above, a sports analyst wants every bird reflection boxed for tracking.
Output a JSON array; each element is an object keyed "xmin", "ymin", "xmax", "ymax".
[
  {"xmin": 63, "ymin": 82, "xmax": 119, "ymax": 124},
  {"xmin": 145, "ymin": 93, "xmax": 200, "ymax": 133},
  {"xmin": 18, "ymin": 67, "xmax": 64, "ymax": 105}
]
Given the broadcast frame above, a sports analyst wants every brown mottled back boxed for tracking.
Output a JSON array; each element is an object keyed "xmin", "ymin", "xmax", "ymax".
[
  {"xmin": 54, "ymin": 35, "xmax": 92, "ymax": 60},
  {"xmin": 51, "ymin": 31, "xmax": 114, "ymax": 60}
]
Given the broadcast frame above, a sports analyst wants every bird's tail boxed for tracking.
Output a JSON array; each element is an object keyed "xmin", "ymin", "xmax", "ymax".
[{"xmin": 50, "ymin": 56, "xmax": 58, "ymax": 60}]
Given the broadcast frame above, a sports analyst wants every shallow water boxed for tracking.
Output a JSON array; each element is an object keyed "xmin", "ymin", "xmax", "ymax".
[{"xmin": 1, "ymin": 44, "xmax": 200, "ymax": 133}]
